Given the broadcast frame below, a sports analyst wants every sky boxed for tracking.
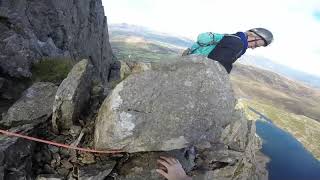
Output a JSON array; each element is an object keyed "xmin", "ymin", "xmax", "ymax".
[{"xmin": 102, "ymin": 0, "xmax": 320, "ymax": 76}]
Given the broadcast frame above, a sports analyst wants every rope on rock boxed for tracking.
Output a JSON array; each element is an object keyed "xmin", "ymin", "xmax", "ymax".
[{"xmin": 0, "ymin": 128, "xmax": 124, "ymax": 154}]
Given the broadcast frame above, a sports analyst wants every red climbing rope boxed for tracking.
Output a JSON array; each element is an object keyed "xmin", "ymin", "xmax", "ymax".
[{"xmin": 0, "ymin": 129, "xmax": 123, "ymax": 154}]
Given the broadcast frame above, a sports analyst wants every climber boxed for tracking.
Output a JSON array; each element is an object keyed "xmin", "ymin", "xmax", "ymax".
[
  {"xmin": 182, "ymin": 28, "xmax": 273, "ymax": 73},
  {"xmin": 156, "ymin": 156, "xmax": 192, "ymax": 180}
]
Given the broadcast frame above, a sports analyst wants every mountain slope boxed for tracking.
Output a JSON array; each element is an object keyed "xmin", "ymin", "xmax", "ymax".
[
  {"xmin": 238, "ymin": 55, "xmax": 320, "ymax": 88},
  {"xmin": 110, "ymin": 37, "xmax": 179, "ymax": 62},
  {"xmin": 231, "ymin": 64, "xmax": 320, "ymax": 122},
  {"xmin": 109, "ymin": 23, "xmax": 194, "ymax": 49}
]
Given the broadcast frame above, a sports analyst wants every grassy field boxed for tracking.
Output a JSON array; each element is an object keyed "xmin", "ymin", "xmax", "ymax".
[
  {"xmin": 239, "ymin": 99, "xmax": 320, "ymax": 160},
  {"xmin": 110, "ymin": 36, "xmax": 181, "ymax": 62}
]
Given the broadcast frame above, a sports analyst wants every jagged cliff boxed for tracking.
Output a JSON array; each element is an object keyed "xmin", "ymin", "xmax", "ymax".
[{"xmin": 0, "ymin": 0, "xmax": 112, "ymax": 80}]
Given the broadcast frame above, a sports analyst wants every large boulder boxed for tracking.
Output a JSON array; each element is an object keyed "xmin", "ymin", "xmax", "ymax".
[
  {"xmin": 0, "ymin": 0, "xmax": 113, "ymax": 81},
  {"xmin": 112, "ymin": 105, "xmax": 268, "ymax": 180},
  {"xmin": 0, "ymin": 82, "xmax": 57, "ymax": 178},
  {"xmin": 94, "ymin": 56, "xmax": 236, "ymax": 152},
  {"xmin": 1, "ymin": 82, "xmax": 58, "ymax": 127},
  {"xmin": 52, "ymin": 59, "xmax": 93, "ymax": 132}
]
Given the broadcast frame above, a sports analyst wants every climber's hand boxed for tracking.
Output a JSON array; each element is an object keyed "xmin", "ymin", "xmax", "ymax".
[{"xmin": 156, "ymin": 156, "xmax": 192, "ymax": 180}]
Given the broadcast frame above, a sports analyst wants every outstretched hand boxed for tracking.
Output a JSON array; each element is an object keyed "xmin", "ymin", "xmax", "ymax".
[{"xmin": 156, "ymin": 156, "xmax": 192, "ymax": 180}]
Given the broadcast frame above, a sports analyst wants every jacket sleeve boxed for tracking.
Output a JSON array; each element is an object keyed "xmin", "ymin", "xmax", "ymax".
[{"xmin": 207, "ymin": 36, "xmax": 244, "ymax": 73}]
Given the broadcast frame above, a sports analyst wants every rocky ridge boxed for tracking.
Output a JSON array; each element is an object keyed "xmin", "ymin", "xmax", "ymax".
[
  {"xmin": 0, "ymin": 0, "xmax": 267, "ymax": 179},
  {"xmin": 0, "ymin": 0, "xmax": 113, "ymax": 80},
  {"xmin": 0, "ymin": 57, "xmax": 268, "ymax": 180}
]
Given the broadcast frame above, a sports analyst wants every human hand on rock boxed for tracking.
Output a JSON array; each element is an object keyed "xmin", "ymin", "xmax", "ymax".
[{"xmin": 156, "ymin": 156, "xmax": 192, "ymax": 180}]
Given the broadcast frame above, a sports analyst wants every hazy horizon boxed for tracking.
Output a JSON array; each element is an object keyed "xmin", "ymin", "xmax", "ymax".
[{"xmin": 102, "ymin": 0, "xmax": 320, "ymax": 76}]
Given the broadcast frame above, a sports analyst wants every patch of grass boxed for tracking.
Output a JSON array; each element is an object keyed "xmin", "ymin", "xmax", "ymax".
[
  {"xmin": 111, "ymin": 41, "xmax": 179, "ymax": 62},
  {"xmin": 31, "ymin": 57, "xmax": 74, "ymax": 84}
]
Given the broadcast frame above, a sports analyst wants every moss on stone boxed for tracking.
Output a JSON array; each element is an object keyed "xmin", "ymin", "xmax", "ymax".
[{"xmin": 31, "ymin": 57, "xmax": 74, "ymax": 84}]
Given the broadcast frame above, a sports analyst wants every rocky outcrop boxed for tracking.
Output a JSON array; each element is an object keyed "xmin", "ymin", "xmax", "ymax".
[
  {"xmin": 93, "ymin": 57, "xmax": 268, "ymax": 180},
  {"xmin": 0, "ymin": 0, "xmax": 269, "ymax": 179},
  {"xmin": 109, "ymin": 60, "xmax": 152, "ymax": 82},
  {"xmin": 78, "ymin": 161, "xmax": 116, "ymax": 180},
  {"xmin": 112, "ymin": 102, "xmax": 268, "ymax": 180},
  {"xmin": 191, "ymin": 108, "xmax": 268, "ymax": 180},
  {"xmin": 0, "ymin": 0, "xmax": 113, "ymax": 81},
  {"xmin": 36, "ymin": 175, "xmax": 63, "ymax": 180},
  {"xmin": 0, "ymin": 76, "xmax": 30, "ymax": 101},
  {"xmin": 0, "ymin": 124, "xmax": 35, "ymax": 180},
  {"xmin": 52, "ymin": 59, "xmax": 93, "ymax": 132},
  {"xmin": 0, "ymin": 82, "xmax": 58, "ymax": 179},
  {"xmin": 1, "ymin": 82, "xmax": 58, "ymax": 127},
  {"xmin": 116, "ymin": 147, "xmax": 196, "ymax": 180},
  {"xmin": 0, "ymin": 56, "xmax": 268, "ymax": 180},
  {"xmin": 94, "ymin": 56, "xmax": 236, "ymax": 152}
]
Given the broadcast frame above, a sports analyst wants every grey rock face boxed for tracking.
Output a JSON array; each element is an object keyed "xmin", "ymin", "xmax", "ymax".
[
  {"xmin": 78, "ymin": 161, "xmax": 116, "ymax": 180},
  {"xmin": 1, "ymin": 82, "xmax": 58, "ymax": 127},
  {"xmin": 0, "ymin": 0, "xmax": 113, "ymax": 81},
  {"xmin": 52, "ymin": 59, "xmax": 93, "ymax": 131},
  {"xmin": 114, "ymin": 107, "xmax": 268, "ymax": 180},
  {"xmin": 117, "ymin": 148, "xmax": 196, "ymax": 180},
  {"xmin": 0, "ymin": 77, "xmax": 30, "ymax": 101},
  {"xmin": 0, "ymin": 124, "xmax": 35, "ymax": 180},
  {"xmin": 0, "ymin": 77, "xmax": 5, "ymax": 89},
  {"xmin": 192, "ymin": 108, "xmax": 268, "ymax": 180},
  {"xmin": 94, "ymin": 56, "xmax": 236, "ymax": 152},
  {"xmin": 0, "ymin": 82, "xmax": 57, "ymax": 179},
  {"xmin": 36, "ymin": 174, "xmax": 63, "ymax": 180}
]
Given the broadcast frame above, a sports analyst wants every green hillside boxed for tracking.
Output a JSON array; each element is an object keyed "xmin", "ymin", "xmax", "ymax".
[{"xmin": 110, "ymin": 37, "xmax": 179, "ymax": 62}]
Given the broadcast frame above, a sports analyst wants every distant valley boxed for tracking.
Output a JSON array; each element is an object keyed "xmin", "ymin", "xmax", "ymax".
[{"xmin": 110, "ymin": 23, "xmax": 320, "ymax": 88}]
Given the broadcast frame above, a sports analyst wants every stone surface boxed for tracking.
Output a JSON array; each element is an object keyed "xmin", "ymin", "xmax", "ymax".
[
  {"xmin": 95, "ymin": 56, "xmax": 236, "ymax": 152},
  {"xmin": 0, "ymin": 77, "xmax": 5, "ymax": 89},
  {"xmin": 78, "ymin": 161, "xmax": 116, "ymax": 180},
  {"xmin": 0, "ymin": 77, "xmax": 30, "ymax": 100},
  {"xmin": 1, "ymin": 82, "xmax": 58, "ymax": 127},
  {"xmin": 220, "ymin": 109, "xmax": 249, "ymax": 152},
  {"xmin": 114, "ymin": 103, "xmax": 268, "ymax": 180},
  {"xmin": 192, "ymin": 107, "xmax": 269, "ymax": 180},
  {"xmin": 79, "ymin": 153, "xmax": 96, "ymax": 165},
  {"xmin": 108, "ymin": 60, "xmax": 152, "ymax": 83},
  {"xmin": 36, "ymin": 174, "xmax": 63, "ymax": 180},
  {"xmin": 117, "ymin": 148, "xmax": 195, "ymax": 180},
  {"xmin": 52, "ymin": 59, "xmax": 93, "ymax": 131},
  {"xmin": 0, "ymin": 0, "xmax": 113, "ymax": 81},
  {"xmin": 0, "ymin": 124, "xmax": 35, "ymax": 180}
]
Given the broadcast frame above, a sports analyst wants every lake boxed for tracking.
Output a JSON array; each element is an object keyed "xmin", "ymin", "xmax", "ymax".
[{"xmin": 256, "ymin": 119, "xmax": 320, "ymax": 180}]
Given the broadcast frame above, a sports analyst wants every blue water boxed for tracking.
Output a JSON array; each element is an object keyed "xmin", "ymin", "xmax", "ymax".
[{"xmin": 256, "ymin": 120, "xmax": 320, "ymax": 180}]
